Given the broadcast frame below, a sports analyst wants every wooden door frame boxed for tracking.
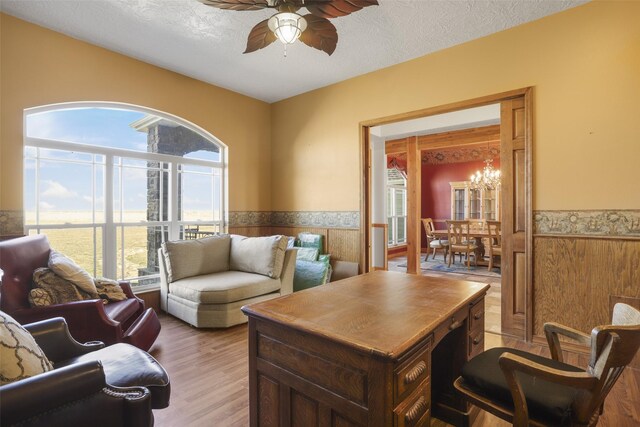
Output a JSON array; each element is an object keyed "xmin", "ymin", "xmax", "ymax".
[{"xmin": 360, "ymin": 87, "xmax": 533, "ymax": 340}]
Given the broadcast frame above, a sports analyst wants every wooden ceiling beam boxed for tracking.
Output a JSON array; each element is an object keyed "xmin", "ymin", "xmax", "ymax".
[{"xmin": 417, "ymin": 124, "xmax": 500, "ymax": 151}]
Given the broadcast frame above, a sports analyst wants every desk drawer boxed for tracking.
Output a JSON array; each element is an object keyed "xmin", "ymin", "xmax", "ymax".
[
  {"xmin": 394, "ymin": 379, "xmax": 430, "ymax": 427},
  {"xmin": 468, "ymin": 327, "xmax": 484, "ymax": 358},
  {"xmin": 433, "ymin": 306, "xmax": 468, "ymax": 347},
  {"xmin": 395, "ymin": 343, "xmax": 430, "ymax": 404},
  {"xmin": 469, "ymin": 299, "xmax": 485, "ymax": 332}
]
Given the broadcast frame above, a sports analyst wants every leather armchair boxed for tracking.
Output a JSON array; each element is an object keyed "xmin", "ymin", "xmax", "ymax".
[
  {"xmin": 0, "ymin": 235, "xmax": 161, "ymax": 351},
  {"xmin": 1, "ymin": 317, "xmax": 171, "ymax": 427}
]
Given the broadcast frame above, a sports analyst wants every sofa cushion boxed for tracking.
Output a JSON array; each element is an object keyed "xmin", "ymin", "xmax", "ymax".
[
  {"xmin": 0, "ymin": 310, "xmax": 54, "ymax": 385},
  {"xmin": 170, "ymin": 271, "xmax": 281, "ymax": 304},
  {"xmin": 48, "ymin": 251, "xmax": 98, "ymax": 297},
  {"xmin": 296, "ymin": 247, "xmax": 319, "ymax": 262},
  {"xmin": 230, "ymin": 235, "xmax": 288, "ymax": 279},
  {"xmin": 33, "ymin": 267, "xmax": 97, "ymax": 305},
  {"xmin": 28, "ymin": 288, "xmax": 54, "ymax": 307},
  {"xmin": 162, "ymin": 234, "xmax": 231, "ymax": 282},
  {"xmin": 94, "ymin": 278, "xmax": 127, "ymax": 302}
]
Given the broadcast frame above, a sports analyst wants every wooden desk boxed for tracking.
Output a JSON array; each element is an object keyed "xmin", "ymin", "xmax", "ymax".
[{"xmin": 242, "ymin": 270, "xmax": 490, "ymax": 427}]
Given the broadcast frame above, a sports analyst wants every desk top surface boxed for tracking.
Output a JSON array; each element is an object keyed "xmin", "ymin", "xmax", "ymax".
[{"xmin": 242, "ymin": 270, "xmax": 489, "ymax": 359}]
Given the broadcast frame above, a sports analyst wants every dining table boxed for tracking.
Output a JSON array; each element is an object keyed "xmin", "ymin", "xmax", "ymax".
[{"xmin": 432, "ymin": 229, "xmax": 492, "ymax": 266}]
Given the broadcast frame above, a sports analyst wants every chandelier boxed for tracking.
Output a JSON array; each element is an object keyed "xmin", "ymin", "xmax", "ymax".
[{"xmin": 470, "ymin": 158, "xmax": 501, "ymax": 190}]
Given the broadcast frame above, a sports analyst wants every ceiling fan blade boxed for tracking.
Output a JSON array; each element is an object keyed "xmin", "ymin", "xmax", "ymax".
[
  {"xmin": 244, "ymin": 19, "xmax": 277, "ymax": 54},
  {"xmin": 199, "ymin": 0, "xmax": 269, "ymax": 11},
  {"xmin": 299, "ymin": 15, "xmax": 338, "ymax": 56},
  {"xmin": 305, "ymin": 0, "xmax": 378, "ymax": 19}
]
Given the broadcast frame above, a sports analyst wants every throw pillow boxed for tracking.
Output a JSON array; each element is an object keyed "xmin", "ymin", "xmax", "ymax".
[
  {"xmin": 48, "ymin": 251, "xmax": 98, "ymax": 297},
  {"xmin": 33, "ymin": 268, "xmax": 96, "ymax": 305},
  {"xmin": 94, "ymin": 278, "xmax": 127, "ymax": 302},
  {"xmin": 162, "ymin": 234, "xmax": 231, "ymax": 283},
  {"xmin": 229, "ymin": 235, "xmax": 288, "ymax": 279},
  {"xmin": 28, "ymin": 288, "xmax": 54, "ymax": 307},
  {"xmin": 296, "ymin": 247, "xmax": 319, "ymax": 262},
  {"xmin": 0, "ymin": 310, "xmax": 53, "ymax": 385}
]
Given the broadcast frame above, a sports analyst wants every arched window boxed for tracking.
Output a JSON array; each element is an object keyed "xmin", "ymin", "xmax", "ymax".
[{"xmin": 24, "ymin": 103, "xmax": 227, "ymax": 289}]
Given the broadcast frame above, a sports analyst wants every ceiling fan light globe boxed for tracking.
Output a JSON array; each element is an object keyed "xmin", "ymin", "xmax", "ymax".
[{"xmin": 268, "ymin": 12, "xmax": 307, "ymax": 44}]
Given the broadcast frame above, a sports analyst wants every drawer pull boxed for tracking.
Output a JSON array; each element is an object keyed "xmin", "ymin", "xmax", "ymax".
[
  {"xmin": 449, "ymin": 318, "xmax": 463, "ymax": 330},
  {"xmin": 404, "ymin": 361, "xmax": 427, "ymax": 384},
  {"xmin": 473, "ymin": 312, "xmax": 483, "ymax": 320},
  {"xmin": 405, "ymin": 396, "xmax": 428, "ymax": 423},
  {"xmin": 473, "ymin": 337, "xmax": 481, "ymax": 345}
]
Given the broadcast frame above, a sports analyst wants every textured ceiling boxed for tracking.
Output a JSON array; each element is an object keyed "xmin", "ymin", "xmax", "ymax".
[{"xmin": 0, "ymin": 0, "xmax": 586, "ymax": 103}]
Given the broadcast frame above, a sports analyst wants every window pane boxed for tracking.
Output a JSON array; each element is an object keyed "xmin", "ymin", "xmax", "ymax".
[
  {"xmin": 387, "ymin": 217, "xmax": 394, "ymax": 245},
  {"xmin": 37, "ymin": 159, "xmax": 94, "ymax": 224},
  {"xmin": 397, "ymin": 217, "xmax": 406, "ymax": 243},
  {"xmin": 35, "ymin": 227, "xmax": 103, "ymax": 277},
  {"xmin": 180, "ymin": 224, "xmax": 222, "ymax": 240},
  {"xmin": 115, "ymin": 158, "xmax": 168, "ymax": 223},
  {"xmin": 180, "ymin": 166, "xmax": 214, "ymax": 222},
  {"xmin": 24, "ymin": 157, "xmax": 37, "ymax": 225},
  {"xmin": 116, "ymin": 225, "xmax": 168, "ymax": 281}
]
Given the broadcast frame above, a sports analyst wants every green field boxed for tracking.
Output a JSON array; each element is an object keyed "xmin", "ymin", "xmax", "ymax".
[{"xmin": 27, "ymin": 210, "xmax": 215, "ymax": 280}]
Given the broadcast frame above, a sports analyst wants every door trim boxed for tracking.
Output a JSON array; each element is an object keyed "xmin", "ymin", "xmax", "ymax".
[{"xmin": 359, "ymin": 87, "xmax": 533, "ymax": 340}]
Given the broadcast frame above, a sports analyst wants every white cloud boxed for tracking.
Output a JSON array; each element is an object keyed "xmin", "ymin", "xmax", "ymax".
[
  {"xmin": 41, "ymin": 180, "xmax": 78, "ymax": 198},
  {"xmin": 39, "ymin": 201, "xmax": 55, "ymax": 210}
]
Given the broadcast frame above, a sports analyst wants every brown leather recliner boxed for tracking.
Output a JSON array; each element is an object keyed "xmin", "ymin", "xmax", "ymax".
[
  {"xmin": 0, "ymin": 234, "xmax": 161, "ymax": 351},
  {"xmin": 1, "ymin": 317, "xmax": 170, "ymax": 427}
]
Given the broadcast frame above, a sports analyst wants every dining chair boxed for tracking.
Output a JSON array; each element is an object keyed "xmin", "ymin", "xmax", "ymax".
[
  {"xmin": 446, "ymin": 220, "xmax": 477, "ymax": 269},
  {"xmin": 421, "ymin": 218, "xmax": 448, "ymax": 262},
  {"xmin": 486, "ymin": 220, "xmax": 502, "ymax": 271},
  {"xmin": 454, "ymin": 303, "xmax": 640, "ymax": 426}
]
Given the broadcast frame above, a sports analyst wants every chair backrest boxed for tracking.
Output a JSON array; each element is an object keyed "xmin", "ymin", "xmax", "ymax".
[
  {"xmin": 577, "ymin": 303, "xmax": 640, "ymax": 423},
  {"xmin": 446, "ymin": 220, "xmax": 470, "ymax": 246},
  {"xmin": 421, "ymin": 218, "xmax": 436, "ymax": 239},
  {"xmin": 486, "ymin": 221, "xmax": 501, "ymax": 247},
  {"xmin": 0, "ymin": 235, "xmax": 52, "ymax": 312}
]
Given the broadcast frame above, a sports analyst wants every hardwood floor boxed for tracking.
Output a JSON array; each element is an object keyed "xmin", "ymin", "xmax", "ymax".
[{"xmin": 150, "ymin": 313, "xmax": 640, "ymax": 426}]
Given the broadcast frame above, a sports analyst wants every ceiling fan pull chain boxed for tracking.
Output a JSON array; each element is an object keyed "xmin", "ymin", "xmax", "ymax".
[{"xmin": 284, "ymin": 44, "xmax": 287, "ymax": 58}]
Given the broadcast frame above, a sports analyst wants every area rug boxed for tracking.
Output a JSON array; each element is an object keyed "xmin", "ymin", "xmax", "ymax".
[{"xmin": 398, "ymin": 258, "xmax": 501, "ymax": 278}]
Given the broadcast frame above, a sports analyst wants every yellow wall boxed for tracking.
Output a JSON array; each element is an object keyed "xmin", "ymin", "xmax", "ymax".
[
  {"xmin": 0, "ymin": 13, "xmax": 272, "ymax": 212},
  {"xmin": 271, "ymin": 1, "xmax": 640, "ymax": 211},
  {"xmin": 2, "ymin": 1, "xmax": 640, "ymax": 214}
]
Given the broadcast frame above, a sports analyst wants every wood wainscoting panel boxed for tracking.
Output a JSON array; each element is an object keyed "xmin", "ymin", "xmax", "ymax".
[
  {"xmin": 326, "ymin": 228, "xmax": 361, "ymax": 265},
  {"xmin": 270, "ymin": 226, "xmax": 329, "ymax": 251},
  {"xmin": 228, "ymin": 226, "xmax": 269, "ymax": 237},
  {"xmin": 229, "ymin": 225, "xmax": 360, "ymax": 264},
  {"xmin": 533, "ymin": 236, "xmax": 640, "ymax": 337},
  {"xmin": 270, "ymin": 226, "xmax": 360, "ymax": 264},
  {"xmin": 136, "ymin": 289, "xmax": 161, "ymax": 313}
]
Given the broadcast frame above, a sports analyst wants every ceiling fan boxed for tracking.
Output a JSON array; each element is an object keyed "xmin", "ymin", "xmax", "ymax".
[{"xmin": 199, "ymin": 0, "xmax": 379, "ymax": 56}]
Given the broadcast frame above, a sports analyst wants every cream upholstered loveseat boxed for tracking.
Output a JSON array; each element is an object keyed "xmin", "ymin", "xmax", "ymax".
[{"xmin": 158, "ymin": 234, "xmax": 296, "ymax": 328}]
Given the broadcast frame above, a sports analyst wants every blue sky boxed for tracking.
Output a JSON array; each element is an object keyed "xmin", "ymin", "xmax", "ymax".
[
  {"xmin": 27, "ymin": 108, "xmax": 148, "ymax": 150},
  {"xmin": 25, "ymin": 108, "xmax": 217, "ymax": 218}
]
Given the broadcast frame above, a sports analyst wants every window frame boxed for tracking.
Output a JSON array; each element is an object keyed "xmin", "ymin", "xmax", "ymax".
[
  {"xmin": 386, "ymin": 170, "xmax": 407, "ymax": 247},
  {"xmin": 23, "ymin": 102, "xmax": 228, "ymax": 291}
]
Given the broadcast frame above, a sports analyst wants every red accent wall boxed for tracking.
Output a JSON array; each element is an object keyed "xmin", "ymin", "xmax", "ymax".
[{"xmin": 420, "ymin": 159, "xmax": 501, "ymax": 248}]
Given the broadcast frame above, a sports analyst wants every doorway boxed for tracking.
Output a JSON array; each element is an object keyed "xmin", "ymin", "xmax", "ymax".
[{"xmin": 360, "ymin": 88, "xmax": 532, "ymax": 340}]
